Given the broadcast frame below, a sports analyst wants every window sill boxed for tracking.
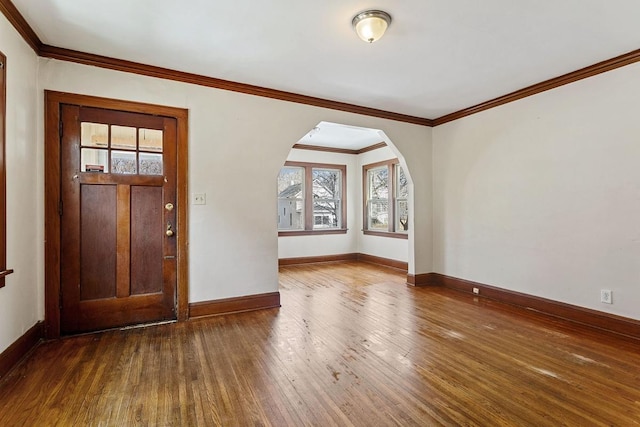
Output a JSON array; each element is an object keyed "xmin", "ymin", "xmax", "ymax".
[
  {"xmin": 278, "ymin": 229, "xmax": 348, "ymax": 237},
  {"xmin": 0, "ymin": 269, "xmax": 14, "ymax": 288},
  {"xmin": 0, "ymin": 269, "xmax": 14, "ymax": 278},
  {"xmin": 363, "ymin": 230, "xmax": 408, "ymax": 239}
]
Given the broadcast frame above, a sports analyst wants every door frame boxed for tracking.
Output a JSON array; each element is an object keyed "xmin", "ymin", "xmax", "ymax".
[{"xmin": 44, "ymin": 91, "xmax": 189, "ymax": 339}]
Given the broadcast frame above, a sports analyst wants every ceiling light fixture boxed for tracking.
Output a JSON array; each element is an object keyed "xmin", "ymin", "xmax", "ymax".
[{"xmin": 352, "ymin": 10, "xmax": 392, "ymax": 43}]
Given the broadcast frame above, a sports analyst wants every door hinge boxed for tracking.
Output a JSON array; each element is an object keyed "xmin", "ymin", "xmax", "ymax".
[
  {"xmin": 59, "ymin": 120, "xmax": 63, "ymax": 137},
  {"xmin": 58, "ymin": 200, "xmax": 63, "ymax": 216}
]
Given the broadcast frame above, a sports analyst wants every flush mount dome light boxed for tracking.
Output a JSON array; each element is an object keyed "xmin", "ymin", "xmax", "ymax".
[{"xmin": 352, "ymin": 10, "xmax": 392, "ymax": 43}]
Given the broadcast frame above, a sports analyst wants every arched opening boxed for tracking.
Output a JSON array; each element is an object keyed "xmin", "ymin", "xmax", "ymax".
[{"xmin": 276, "ymin": 121, "xmax": 415, "ymax": 274}]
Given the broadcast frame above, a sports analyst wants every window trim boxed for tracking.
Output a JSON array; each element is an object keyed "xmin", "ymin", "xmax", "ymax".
[
  {"xmin": 362, "ymin": 159, "xmax": 408, "ymax": 240},
  {"xmin": 0, "ymin": 51, "xmax": 14, "ymax": 288},
  {"xmin": 278, "ymin": 161, "xmax": 347, "ymax": 237}
]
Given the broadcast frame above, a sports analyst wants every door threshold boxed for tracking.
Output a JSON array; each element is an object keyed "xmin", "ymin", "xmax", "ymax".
[
  {"xmin": 59, "ymin": 319, "xmax": 178, "ymax": 339},
  {"xmin": 119, "ymin": 319, "xmax": 177, "ymax": 331}
]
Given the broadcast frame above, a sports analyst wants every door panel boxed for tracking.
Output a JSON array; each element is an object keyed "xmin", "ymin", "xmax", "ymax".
[
  {"xmin": 80, "ymin": 184, "xmax": 117, "ymax": 300},
  {"xmin": 131, "ymin": 186, "xmax": 163, "ymax": 295},
  {"xmin": 60, "ymin": 104, "xmax": 177, "ymax": 334}
]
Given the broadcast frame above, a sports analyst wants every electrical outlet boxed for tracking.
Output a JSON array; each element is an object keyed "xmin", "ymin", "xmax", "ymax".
[
  {"xmin": 193, "ymin": 193, "xmax": 206, "ymax": 205},
  {"xmin": 600, "ymin": 289, "xmax": 612, "ymax": 304},
  {"xmin": 472, "ymin": 287, "xmax": 480, "ymax": 295}
]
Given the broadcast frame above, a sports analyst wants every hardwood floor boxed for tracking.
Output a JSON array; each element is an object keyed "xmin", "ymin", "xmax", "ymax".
[{"xmin": 1, "ymin": 261, "xmax": 639, "ymax": 426}]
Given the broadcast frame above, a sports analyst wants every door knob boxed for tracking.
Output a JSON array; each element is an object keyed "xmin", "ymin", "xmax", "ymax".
[{"xmin": 166, "ymin": 222, "xmax": 174, "ymax": 237}]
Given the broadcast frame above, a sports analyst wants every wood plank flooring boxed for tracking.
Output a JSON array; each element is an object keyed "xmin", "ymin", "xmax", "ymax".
[{"xmin": 1, "ymin": 261, "xmax": 639, "ymax": 426}]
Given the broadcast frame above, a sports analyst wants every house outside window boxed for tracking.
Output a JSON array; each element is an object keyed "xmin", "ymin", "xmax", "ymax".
[
  {"xmin": 277, "ymin": 162, "xmax": 347, "ymax": 236},
  {"xmin": 363, "ymin": 159, "xmax": 408, "ymax": 239},
  {"xmin": 277, "ymin": 166, "xmax": 304, "ymax": 230}
]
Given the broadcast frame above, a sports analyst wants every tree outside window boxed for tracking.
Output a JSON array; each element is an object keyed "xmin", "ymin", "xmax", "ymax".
[
  {"xmin": 396, "ymin": 166, "xmax": 409, "ymax": 232},
  {"xmin": 367, "ymin": 166, "xmax": 389, "ymax": 231},
  {"xmin": 312, "ymin": 168, "xmax": 341, "ymax": 229},
  {"xmin": 363, "ymin": 159, "xmax": 408, "ymax": 239},
  {"xmin": 278, "ymin": 162, "xmax": 346, "ymax": 236}
]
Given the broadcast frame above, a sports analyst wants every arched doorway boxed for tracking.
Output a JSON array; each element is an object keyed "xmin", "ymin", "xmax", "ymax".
[{"xmin": 276, "ymin": 121, "xmax": 414, "ymax": 274}]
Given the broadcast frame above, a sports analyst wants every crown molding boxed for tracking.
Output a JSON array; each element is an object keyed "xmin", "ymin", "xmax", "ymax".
[
  {"xmin": 2, "ymin": 0, "xmax": 640, "ymax": 127},
  {"xmin": 433, "ymin": 48, "xmax": 640, "ymax": 125},
  {"xmin": 0, "ymin": 0, "xmax": 42, "ymax": 53},
  {"xmin": 38, "ymin": 45, "xmax": 432, "ymax": 127},
  {"xmin": 0, "ymin": 0, "xmax": 431, "ymax": 126},
  {"xmin": 292, "ymin": 141, "xmax": 386, "ymax": 155},
  {"xmin": 292, "ymin": 143, "xmax": 359, "ymax": 155},
  {"xmin": 356, "ymin": 141, "xmax": 388, "ymax": 154}
]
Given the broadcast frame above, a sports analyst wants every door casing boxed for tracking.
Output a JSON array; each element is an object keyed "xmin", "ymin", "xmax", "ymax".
[{"xmin": 45, "ymin": 91, "xmax": 189, "ymax": 338}]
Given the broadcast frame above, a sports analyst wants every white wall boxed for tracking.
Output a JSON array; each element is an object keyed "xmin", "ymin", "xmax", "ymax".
[
  {"xmin": 37, "ymin": 58, "xmax": 433, "ymax": 304},
  {"xmin": 381, "ymin": 128, "xmax": 434, "ymax": 274},
  {"xmin": 0, "ymin": 15, "xmax": 40, "ymax": 353},
  {"xmin": 433, "ymin": 62, "xmax": 640, "ymax": 320}
]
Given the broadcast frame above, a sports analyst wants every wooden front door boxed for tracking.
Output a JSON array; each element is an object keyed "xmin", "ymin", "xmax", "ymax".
[{"xmin": 59, "ymin": 104, "xmax": 177, "ymax": 334}]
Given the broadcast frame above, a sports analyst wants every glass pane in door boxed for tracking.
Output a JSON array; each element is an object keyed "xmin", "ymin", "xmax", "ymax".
[
  {"xmin": 139, "ymin": 153, "xmax": 163, "ymax": 175},
  {"xmin": 111, "ymin": 151, "xmax": 137, "ymax": 174},
  {"xmin": 81, "ymin": 122, "xmax": 108, "ymax": 148},
  {"xmin": 81, "ymin": 148, "xmax": 108, "ymax": 172},
  {"xmin": 139, "ymin": 128, "xmax": 163, "ymax": 152},
  {"xmin": 111, "ymin": 125, "xmax": 137, "ymax": 150}
]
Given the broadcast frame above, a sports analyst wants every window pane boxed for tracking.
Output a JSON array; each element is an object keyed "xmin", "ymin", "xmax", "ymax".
[
  {"xmin": 313, "ymin": 200, "xmax": 340, "ymax": 229},
  {"xmin": 312, "ymin": 168, "xmax": 341, "ymax": 229},
  {"xmin": 278, "ymin": 167, "xmax": 304, "ymax": 230},
  {"xmin": 278, "ymin": 199, "xmax": 304, "ymax": 230},
  {"xmin": 396, "ymin": 200, "xmax": 409, "ymax": 232},
  {"xmin": 397, "ymin": 166, "xmax": 408, "ymax": 199},
  {"xmin": 368, "ymin": 199, "xmax": 388, "ymax": 230},
  {"xmin": 111, "ymin": 125, "xmax": 137, "ymax": 150},
  {"xmin": 312, "ymin": 169, "xmax": 340, "ymax": 199},
  {"xmin": 111, "ymin": 151, "xmax": 137, "ymax": 174},
  {"xmin": 81, "ymin": 122, "xmax": 108, "ymax": 148},
  {"xmin": 81, "ymin": 148, "xmax": 108, "ymax": 172},
  {"xmin": 367, "ymin": 166, "xmax": 389, "ymax": 231},
  {"xmin": 277, "ymin": 167, "xmax": 303, "ymax": 197},
  {"xmin": 139, "ymin": 128, "xmax": 163, "ymax": 152},
  {"xmin": 139, "ymin": 152, "xmax": 163, "ymax": 175},
  {"xmin": 368, "ymin": 167, "xmax": 388, "ymax": 199}
]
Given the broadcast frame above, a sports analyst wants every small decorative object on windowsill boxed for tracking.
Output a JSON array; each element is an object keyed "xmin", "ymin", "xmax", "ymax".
[{"xmin": 85, "ymin": 164, "xmax": 104, "ymax": 173}]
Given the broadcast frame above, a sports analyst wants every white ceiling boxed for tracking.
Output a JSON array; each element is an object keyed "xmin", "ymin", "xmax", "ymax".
[
  {"xmin": 11, "ymin": 0, "xmax": 640, "ymax": 120},
  {"xmin": 297, "ymin": 122, "xmax": 382, "ymax": 150}
]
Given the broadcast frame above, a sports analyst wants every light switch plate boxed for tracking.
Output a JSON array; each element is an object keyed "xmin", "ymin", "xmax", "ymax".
[{"xmin": 193, "ymin": 193, "xmax": 206, "ymax": 205}]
